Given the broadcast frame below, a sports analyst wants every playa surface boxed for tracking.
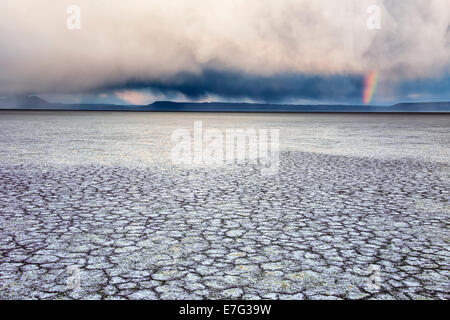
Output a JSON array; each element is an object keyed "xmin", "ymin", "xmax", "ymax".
[{"xmin": 0, "ymin": 112, "xmax": 448, "ymax": 299}]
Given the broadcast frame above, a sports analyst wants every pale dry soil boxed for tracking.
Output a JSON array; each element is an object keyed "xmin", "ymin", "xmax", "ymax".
[{"xmin": 0, "ymin": 151, "xmax": 448, "ymax": 300}]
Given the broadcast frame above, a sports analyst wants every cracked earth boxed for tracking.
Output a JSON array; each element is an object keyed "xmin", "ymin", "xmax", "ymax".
[{"xmin": 0, "ymin": 151, "xmax": 448, "ymax": 300}]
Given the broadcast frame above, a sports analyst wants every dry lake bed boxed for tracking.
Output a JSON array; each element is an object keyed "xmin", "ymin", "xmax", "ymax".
[{"xmin": 0, "ymin": 111, "xmax": 448, "ymax": 300}]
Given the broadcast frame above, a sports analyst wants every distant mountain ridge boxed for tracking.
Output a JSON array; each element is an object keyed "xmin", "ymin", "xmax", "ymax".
[
  {"xmin": 0, "ymin": 95, "xmax": 50, "ymax": 108},
  {"xmin": 148, "ymin": 101, "xmax": 450, "ymax": 113},
  {"xmin": 0, "ymin": 95, "xmax": 449, "ymax": 113}
]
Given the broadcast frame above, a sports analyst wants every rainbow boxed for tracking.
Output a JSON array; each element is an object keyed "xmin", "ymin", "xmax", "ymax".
[{"xmin": 363, "ymin": 70, "xmax": 379, "ymax": 104}]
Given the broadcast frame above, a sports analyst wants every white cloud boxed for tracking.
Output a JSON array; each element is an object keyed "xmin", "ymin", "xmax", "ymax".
[{"xmin": 115, "ymin": 90, "xmax": 153, "ymax": 105}]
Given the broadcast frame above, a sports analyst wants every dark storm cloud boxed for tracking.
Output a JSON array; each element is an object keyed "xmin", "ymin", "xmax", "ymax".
[
  {"xmin": 396, "ymin": 73, "xmax": 450, "ymax": 101},
  {"xmin": 105, "ymin": 70, "xmax": 364, "ymax": 102}
]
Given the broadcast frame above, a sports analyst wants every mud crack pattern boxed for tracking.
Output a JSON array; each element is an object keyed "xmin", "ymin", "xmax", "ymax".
[{"xmin": 0, "ymin": 152, "xmax": 449, "ymax": 300}]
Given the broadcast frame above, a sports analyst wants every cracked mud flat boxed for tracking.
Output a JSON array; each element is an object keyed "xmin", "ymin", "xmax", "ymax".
[
  {"xmin": 0, "ymin": 112, "xmax": 449, "ymax": 300},
  {"xmin": 0, "ymin": 152, "xmax": 448, "ymax": 300}
]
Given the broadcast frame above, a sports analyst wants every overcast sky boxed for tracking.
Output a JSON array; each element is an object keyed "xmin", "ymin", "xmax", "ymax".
[{"xmin": 0, "ymin": 0, "xmax": 448, "ymax": 105}]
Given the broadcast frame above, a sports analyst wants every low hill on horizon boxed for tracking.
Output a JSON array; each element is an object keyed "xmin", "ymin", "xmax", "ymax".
[{"xmin": 0, "ymin": 95, "xmax": 449, "ymax": 113}]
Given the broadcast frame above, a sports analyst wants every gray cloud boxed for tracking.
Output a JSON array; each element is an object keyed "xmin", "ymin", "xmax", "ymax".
[
  {"xmin": 0, "ymin": 0, "xmax": 448, "ymax": 96},
  {"xmin": 102, "ymin": 69, "xmax": 365, "ymax": 103}
]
